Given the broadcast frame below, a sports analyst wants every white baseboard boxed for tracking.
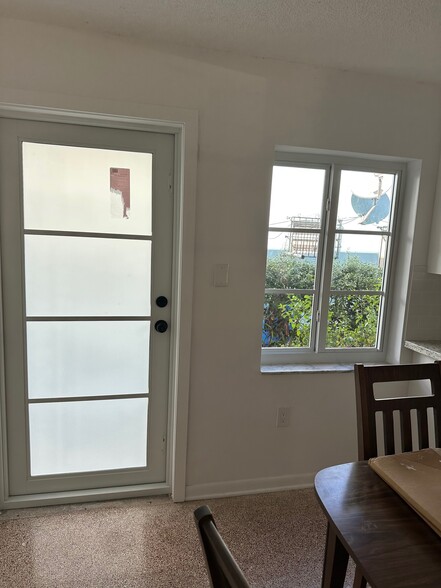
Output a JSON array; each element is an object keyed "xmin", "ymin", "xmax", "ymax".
[{"xmin": 185, "ymin": 473, "xmax": 314, "ymax": 501}]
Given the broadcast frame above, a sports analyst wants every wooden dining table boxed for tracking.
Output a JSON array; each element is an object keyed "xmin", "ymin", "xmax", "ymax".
[{"xmin": 314, "ymin": 461, "xmax": 441, "ymax": 588}]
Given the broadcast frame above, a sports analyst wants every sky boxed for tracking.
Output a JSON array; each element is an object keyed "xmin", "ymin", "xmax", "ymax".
[{"xmin": 268, "ymin": 165, "xmax": 396, "ymax": 257}]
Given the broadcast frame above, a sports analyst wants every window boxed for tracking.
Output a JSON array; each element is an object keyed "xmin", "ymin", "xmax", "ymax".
[{"xmin": 262, "ymin": 152, "xmax": 403, "ymax": 364}]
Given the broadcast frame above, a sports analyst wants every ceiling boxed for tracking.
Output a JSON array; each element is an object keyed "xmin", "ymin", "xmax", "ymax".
[{"xmin": 1, "ymin": 0, "xmax": 441, "ymax": 84}]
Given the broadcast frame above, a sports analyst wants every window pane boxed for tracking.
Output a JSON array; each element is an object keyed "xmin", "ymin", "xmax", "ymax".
[
  {"xmin": 331, "ymin": 234, "xmax": 387, "ymax": 290},
  {"xmin": 23, "ymin": 142, "xmax": 152, "ymax": 235},
  {"xmin": 326, "ymin": 294, "xmax": 382, "ymax": 348},
  {"xmin": 266, "ymin": 249, "xmax": 317, "ymax": 289},
  {"xmin": 336, "ymin": 170, "xmax": 396, "ymax": 232},
  {"xmin": 268, "ymin": 229, "xmax": 321, "ymax": 264},
  {"xmin": 25, "ymin": 235, "xmax": 151, "ymax": 316},
  {"xmin": 27, "ymin": 321, "xmax": 149, "ymax": 399},
  {"xmin": 29, "ymin": 398, "xmax": 148, "ymax": 475},
  {"xmin": 269, "ymin": 166, "xmax": 326, "ymax": 229},
  {"xmin": 263, "ymin": 294, "xmax": 313, "ymax": 348}
]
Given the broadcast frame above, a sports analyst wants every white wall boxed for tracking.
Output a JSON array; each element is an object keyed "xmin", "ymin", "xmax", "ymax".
[
  {"xmin": 1, "ymin": 18, "xmax": 441, "ymax": 498},
  {"xmin": 406, "ymin": 267, "xmax": 441, "ymax": 340},
  {"xmin": 428, "ymin": 153, "xmax": 441, "ymax": 273}
]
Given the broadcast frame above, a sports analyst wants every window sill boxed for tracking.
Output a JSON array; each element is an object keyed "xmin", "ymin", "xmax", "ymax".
[{"xmin": 261, "ymin": 363, "xmax": 354, "ymax": 374}]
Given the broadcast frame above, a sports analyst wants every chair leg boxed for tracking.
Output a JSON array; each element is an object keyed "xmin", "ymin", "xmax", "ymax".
[
  {"xmin": 321, "ymin": 523, "xmax": 349, "ymax": 588},
  {"xmin": 353, "ymin": 566, "xmax": 367, "ymax": 588}
]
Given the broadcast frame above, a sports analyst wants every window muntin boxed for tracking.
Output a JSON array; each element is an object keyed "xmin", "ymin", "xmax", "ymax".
[{"xmin": 262, "ymin": 156, "xmax": 401, "ymax": 361}]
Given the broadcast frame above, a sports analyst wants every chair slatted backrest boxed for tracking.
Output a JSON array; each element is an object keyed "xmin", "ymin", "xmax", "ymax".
[
  {"xmin": 194, "ymin": 505, "xmax": 251, "ymax": 588},
  {"xmin": 354, "ymin": 362, "xmax": 441, "ymax": 460}
]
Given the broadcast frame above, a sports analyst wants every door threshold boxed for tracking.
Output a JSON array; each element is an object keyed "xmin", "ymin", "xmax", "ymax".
[{"xmin": 2, "ymin": 482, "xmax": 171, "ymax": 510}]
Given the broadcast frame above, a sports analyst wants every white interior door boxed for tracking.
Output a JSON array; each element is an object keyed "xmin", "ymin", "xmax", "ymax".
[{"xmin": 0, "ymin": 118, "xmax": 174, "ymax": 497}]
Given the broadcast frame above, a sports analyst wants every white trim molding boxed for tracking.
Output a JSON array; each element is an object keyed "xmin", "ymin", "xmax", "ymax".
[{"xmin": 185, "ymin": 473, "xmax": 314, "ymax": 501}]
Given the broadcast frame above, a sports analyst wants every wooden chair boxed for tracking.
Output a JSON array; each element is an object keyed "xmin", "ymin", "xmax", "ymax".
[
  {"xmin": 355, "ymin": 361, "xmax": 441, "ymax": 460},
  {"xmin": 194, "ymin": 505, "xmax": 250, "ymax": 588},
  {"xmin": 352, "ymin": 361, "xmax": 441, "ymax": 587}
]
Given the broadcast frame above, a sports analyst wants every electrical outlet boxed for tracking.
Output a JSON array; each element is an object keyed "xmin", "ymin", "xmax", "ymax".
[{"xmin": 276, "ymin": 406, "xmax": 290, "ymax": 428}]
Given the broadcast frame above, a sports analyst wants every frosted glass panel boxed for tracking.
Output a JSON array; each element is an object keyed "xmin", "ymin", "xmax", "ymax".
[
  {"xmin": 23, "ymin": 142, "xmax": 152, "ymax": 235},
  {"xmin": 29, "ymin": 398, "xmax": 148, "ymax": 475},
  {"xmin": 25, "ymin": 235, "xmax": 151, "ymax": 316},
  {"xmin": 27, "ymin": 321, "xmax": 150, "ymax": 399}
]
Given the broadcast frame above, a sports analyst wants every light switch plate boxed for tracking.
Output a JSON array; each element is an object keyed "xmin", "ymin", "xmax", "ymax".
[{"xmin": 213, "ymin": 263, "xmax": 229, "ymax": 287}]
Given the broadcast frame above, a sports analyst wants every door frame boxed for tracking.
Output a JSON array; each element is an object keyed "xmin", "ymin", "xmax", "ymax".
[{"xmin": 0, "ymin": 103, "xmax": 197, "ymax": 508}]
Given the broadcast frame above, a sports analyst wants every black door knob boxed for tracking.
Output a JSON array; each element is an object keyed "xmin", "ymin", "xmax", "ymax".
[
  {"xmin": 154, "ymin": 320, "xmax": 168, "ymax": 333},
  {"xmin": 156, "ymin": 296, "xmax": 168, "ymax": 308}
]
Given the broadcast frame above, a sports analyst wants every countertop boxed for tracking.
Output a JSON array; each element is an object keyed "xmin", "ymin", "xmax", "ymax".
[{"xmin": 404, "ymin": 340, "xmax": 441, "ymax": 360}]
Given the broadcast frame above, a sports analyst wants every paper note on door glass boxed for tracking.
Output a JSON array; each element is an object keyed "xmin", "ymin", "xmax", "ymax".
[
  {"xmin": 22, "ymin": 142, "xmax": 152, "ymax": 235},
  {"xmin": 110, "ymin": 167, "xmax": 130, "ymax": 219}
]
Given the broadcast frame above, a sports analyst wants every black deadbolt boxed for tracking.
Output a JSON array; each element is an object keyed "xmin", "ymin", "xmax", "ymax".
[
  {"xmin": 156, "ymin": 296, "xmax": 168, "ymax": 308},
  {"xmin": 155, "ymin": 320, "xmax": 168, "ymax": 333}
]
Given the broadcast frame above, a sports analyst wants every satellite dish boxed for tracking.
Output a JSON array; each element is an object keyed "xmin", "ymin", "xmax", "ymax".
[{"xmin": 351, "ymin": 192, "xmax": 390, "ymax": 225}]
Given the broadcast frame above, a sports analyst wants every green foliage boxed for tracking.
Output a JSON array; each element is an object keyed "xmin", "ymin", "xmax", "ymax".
[
  {"xmin": 326, "ymin": 294, "xmax": 380, "ymax": 348},
  {"xmin": 262, "ymin": 254, "xmax": 382, "ymax": 348},
  {"xmin": 263, "ymin": 254, "xmax": 315, "ymax": 347},
  {"xmin": 263, "ymin": 293, "xmax": 312, "ymax": 347},
  {"xmin": 331, "ymin": 256, "xmax": 382, "ymax": 291},
  {"xmin": 265, "ymin": 253, "xmax": 315, "ymax": 289}
]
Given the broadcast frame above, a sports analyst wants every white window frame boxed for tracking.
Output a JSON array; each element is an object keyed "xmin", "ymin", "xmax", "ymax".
[{"xmin": 262, "ymin": 151, "xmax": 405, "ymax": 365}]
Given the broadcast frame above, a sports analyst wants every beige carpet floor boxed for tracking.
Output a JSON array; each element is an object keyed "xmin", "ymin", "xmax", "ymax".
[{"xmin": 0, "ymin": 489, "xmax": 355, "ymax": 587}]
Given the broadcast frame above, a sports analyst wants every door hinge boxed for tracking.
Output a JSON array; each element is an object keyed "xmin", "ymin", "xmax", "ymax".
[
  {"xmin": 168, "ymin": 172, "xmax": 173, "ymax": 193},
  {"xmin": 316, "ymin": 310, "xmax": 321, "ymax": 322}
]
